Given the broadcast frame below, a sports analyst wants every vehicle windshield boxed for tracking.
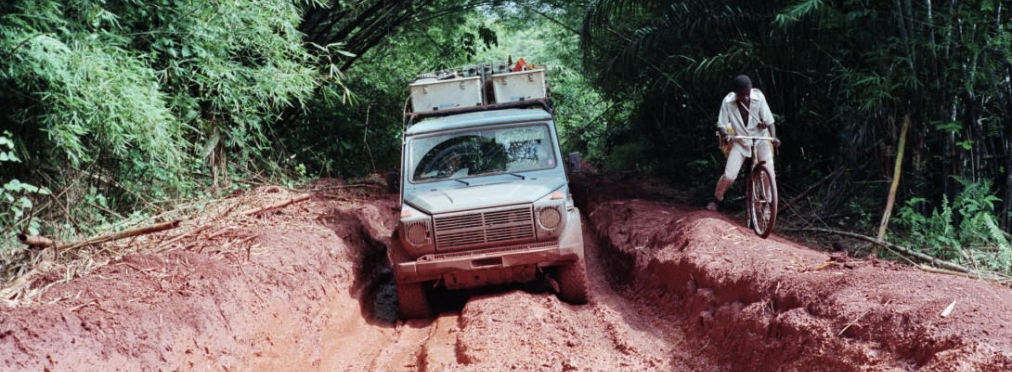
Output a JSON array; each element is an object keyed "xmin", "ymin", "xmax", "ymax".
[{"xmin": 409, "ymin": 124, "xmax": 556, "ymax": 183}]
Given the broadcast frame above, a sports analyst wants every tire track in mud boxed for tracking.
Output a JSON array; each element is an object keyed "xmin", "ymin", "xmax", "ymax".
[
  {"xmin": 351, "ymin": 206, "xmax": 718, "ymax": 371},
  {"xmin": 336, "ymin": 203, "xmax": 462, "ymax": 372}
]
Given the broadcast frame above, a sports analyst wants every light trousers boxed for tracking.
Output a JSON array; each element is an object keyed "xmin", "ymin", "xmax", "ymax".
[{"xmin": 715, "ymin": 140, "xmax": 775, "ymax": 201}]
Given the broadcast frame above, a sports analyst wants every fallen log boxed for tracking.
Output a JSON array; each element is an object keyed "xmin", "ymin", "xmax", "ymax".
[
  {"xmin": 17, "ymin": 234, "xmax": 60, "ymax": 248},
  {"xmin": 18, "ymin": 219, "xmax": 183, "ymax": 251},
  {"xmin": 242, "ymin": 194, "xmax": 311, "ymax": 216},
  {"xmin": 784, "ymin": 227, "xmax": 972, "ymax": 274}
]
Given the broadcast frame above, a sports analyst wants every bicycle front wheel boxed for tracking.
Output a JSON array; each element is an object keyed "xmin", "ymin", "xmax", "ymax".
[{"xmin": 747, "ymin": 164, "xmax": 778, "ymax": 238}]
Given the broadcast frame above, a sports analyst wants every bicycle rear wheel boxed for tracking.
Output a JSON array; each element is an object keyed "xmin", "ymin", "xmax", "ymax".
[{"xmin": 746, "ymin": 164, "xmax": 778, "ymax": 238}]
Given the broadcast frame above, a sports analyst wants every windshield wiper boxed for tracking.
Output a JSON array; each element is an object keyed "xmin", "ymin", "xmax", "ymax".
[
  {"xmin": 451, "ymin": 178, "xmax": 470, "ymax": 186},
  {"xmin": 506, "ymin": 173, "xmax": 526, "ymax": 180}
]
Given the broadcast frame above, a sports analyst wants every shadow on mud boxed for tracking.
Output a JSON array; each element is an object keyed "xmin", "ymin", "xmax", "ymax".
[
  {"xmin": 569, "ymin": 175, "xmax": 636, "ymax": 289},
  {"xmin": 318, "ymin": 209, "xmax": 401, "ymax": 324},
  {"xmin": 357, "ymin": 240, "xmax": 399, "ymax": 324}
]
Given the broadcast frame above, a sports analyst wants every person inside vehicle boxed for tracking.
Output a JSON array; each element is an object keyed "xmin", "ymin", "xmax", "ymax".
[{"xmin": 707, "ymin": 75, "xmax": 781, "ymax": 211}]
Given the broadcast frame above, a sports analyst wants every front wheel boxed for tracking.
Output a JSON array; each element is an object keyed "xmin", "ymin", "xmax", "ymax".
[
  {"xmin": 746, "ymin": 165, "xmax": 778, "ymax": 238},
  {"xmin": 556, "ymin": 260, "xmax": 589, "ymax": 304},
  {"xmin": 396, "ymin": 282, "xmax": 431, "ymax": 319}
]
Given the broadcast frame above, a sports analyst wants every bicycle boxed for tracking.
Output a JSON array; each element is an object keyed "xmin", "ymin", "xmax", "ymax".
[{"xmin": 726, "ymin": 135, "xmax": 779, "ymax": 238}]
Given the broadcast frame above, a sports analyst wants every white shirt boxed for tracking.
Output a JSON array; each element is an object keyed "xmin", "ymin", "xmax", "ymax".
[{"xmin": 717, "ymin": 88, "xmax": 775, "ymax": 158}]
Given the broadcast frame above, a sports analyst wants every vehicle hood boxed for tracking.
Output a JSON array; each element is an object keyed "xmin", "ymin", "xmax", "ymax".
[{"xmin": 405, "ymin": 180, "xmax": 565, "ymax": 214}]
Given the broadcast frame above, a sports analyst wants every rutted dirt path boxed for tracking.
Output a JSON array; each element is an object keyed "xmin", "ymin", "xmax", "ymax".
[{"xmin": 2, "ymin": 176, "xmax": 1012, "ymax": 371}]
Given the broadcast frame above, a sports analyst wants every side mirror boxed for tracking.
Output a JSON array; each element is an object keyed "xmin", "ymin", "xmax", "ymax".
[
  {"xmin": 567, "ymin": 152, "xmax": 582, "ymax": 173},
  {"xmin": 385, "ymin": 171, "xmax": 400, "ymax": 194}
]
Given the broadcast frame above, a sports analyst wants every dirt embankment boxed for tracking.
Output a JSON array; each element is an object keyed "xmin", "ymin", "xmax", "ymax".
[
  {"xmin": 574, "ymin": 175, "xmax": 1012, "ymax": 371},
  {"xmin": 2, "ymin": 176, "xmax": 1011, "ymax": 371},
  {"xmin": 0, "ymin": 183, "xmax": 404, "ymax": 371}
]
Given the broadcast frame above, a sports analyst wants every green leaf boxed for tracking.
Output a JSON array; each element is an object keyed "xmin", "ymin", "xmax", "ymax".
[
  {"xmin": 933, "ymin": 121, "xmax": 962, "ymax": 132},
  {"xmin": 17, "ymin": 196, "xmax": 33, "ymax": 209},
  {"xmin": 4, "ymin": 179, "xmax": 23, "ymax": 191}
]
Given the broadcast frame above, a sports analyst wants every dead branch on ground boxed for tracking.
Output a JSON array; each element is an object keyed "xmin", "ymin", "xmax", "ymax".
[
  {"xmin": 242, "ymin": 194, "xmax": 311, "ymax": 216},
  {"xmin": 788, "ymin": 227, "xmax": 970, "ymax": 272},
  {"xmin": 18, "ymin": 219, "xmax": 183, "ymax": 253},
  {"xmin": 786, "ymin": 227, "xmax": 1012, "ymax": 285},
  {"xmin": 308, "ymin": 184, "xmax": 375, "ymax": 192}
]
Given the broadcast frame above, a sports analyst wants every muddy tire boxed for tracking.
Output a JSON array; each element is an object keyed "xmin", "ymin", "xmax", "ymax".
[
  {"xmin": 396, "ymin": 282, "xmax": 431, "ymax": 319},
  {"xmin": 556, "ymin": 260, "xmax": 589, "ymax": 304}
]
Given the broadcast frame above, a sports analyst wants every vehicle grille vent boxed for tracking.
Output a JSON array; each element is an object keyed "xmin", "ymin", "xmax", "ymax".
[{"xmin": 434, "ymin": 206, "xmax": 535, "ymax": 250}]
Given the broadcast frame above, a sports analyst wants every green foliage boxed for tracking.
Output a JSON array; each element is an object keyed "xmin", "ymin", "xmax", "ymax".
[
  {"xmin": 282, "ymin": 3, "xmax": 516, "ymax": 178},
  {"xmin": 1, "ymin": 19, "xmax": 185, "ymax": 173},
  {"xmin": 0, "ymin": 0, "xmax": 326, "ymax": 265},
  {"xmin": 893, "ymin": 177, "xmax": 1012, "ymax": 272},
  {"xmin": 472, "ymin": 7, "xmax": 620, "ymax": 164},
  {"xmin": 128, "ymin": 0, "xmax": 320, "ymax": 184},
  {"xmin": 0, "ymin": 0, "xmax": 322, "ymax": 207},
  {"xmin": 1, "ymin": 132, "xmax": 50, "ymax": 252}
]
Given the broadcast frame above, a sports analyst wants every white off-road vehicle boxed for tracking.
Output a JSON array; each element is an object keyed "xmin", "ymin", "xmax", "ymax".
[{"xmin": 389, "ymin": 61, "xmax": 589, "ymax": 318}]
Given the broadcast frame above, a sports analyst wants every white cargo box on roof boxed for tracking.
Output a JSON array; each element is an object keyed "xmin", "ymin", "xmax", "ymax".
[
  {"xmin": 409, "ymin": 76, "xmax": 483, "ymax": 112},
  {"xmin": 491, "ymin": 69, "xmax": 547, "ymax": 104}
]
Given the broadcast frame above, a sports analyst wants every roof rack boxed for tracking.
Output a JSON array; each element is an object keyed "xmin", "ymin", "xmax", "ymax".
[
  {"xmin": 403, "ymin": 60, "xmax": 551, "ymax": 128},
  {"xmin": 403, "ymin": 98, "xmax": 553, "ymax": 128}
]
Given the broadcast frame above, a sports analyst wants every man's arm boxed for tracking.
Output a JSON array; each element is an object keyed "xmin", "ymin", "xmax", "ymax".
[
  {"xmin": 716, "ymin": 101, "xmax": 731, "ymax": 142},
  {"xmin": 767, "ymin": 123, "xmax": 781, "ymax": 147},
  {"xmin": 758, "ymin": 92, "xmax": 780, "ymax": 146}
]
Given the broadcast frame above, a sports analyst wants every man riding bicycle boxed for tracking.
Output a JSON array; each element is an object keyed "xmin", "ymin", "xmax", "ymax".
[{"xmin": 707, "ymin": 75, "xmax": 781, "ymax": 211}]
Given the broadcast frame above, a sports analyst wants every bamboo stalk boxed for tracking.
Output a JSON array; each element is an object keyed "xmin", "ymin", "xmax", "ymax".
[{"xmin": 876, "ymin": 116, "xmax": 911, "ymax": 250}]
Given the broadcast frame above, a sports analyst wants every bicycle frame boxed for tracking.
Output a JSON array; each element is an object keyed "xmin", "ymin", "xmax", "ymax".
[
  {"xmin": 725, "ymin": 135, "xmax": 778, "ymax": 238},
  {"xmin": 726, "ymin": 135, "xmax": 776, "ymax": 168}
]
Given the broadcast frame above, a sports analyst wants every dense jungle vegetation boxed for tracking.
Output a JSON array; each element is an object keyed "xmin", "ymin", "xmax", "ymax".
[{"xmin": 2, "ymin": 1, "xmax": 1011, "ymax": 275}]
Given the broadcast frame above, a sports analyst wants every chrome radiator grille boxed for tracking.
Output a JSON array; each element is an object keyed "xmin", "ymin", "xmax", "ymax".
[{"xmin": 434, "ymin": 206, "xmax": 535, "ymax": 250}]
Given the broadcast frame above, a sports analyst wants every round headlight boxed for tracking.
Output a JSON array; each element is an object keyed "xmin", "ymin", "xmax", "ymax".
[
  {"xmin": 406, "ymin": 222, "xmax": 429, "ymax": 245},
  {"xmin": 538, "ymin": 207, "xmax": 562, "ymax": 230}
]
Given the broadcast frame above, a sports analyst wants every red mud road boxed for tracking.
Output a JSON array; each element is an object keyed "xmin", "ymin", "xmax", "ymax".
[{"xmin": 1, "ymin": 176, "xmax": 1011, "ymax": 371}]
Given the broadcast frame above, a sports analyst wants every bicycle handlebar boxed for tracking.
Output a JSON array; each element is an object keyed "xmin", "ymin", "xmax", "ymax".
[{"xmin": 727, "ymin": 135, "xmax": 777, "ymax": 141}]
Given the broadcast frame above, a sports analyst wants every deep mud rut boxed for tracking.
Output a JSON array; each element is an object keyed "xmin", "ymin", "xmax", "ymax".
[{"xmin": 2, "ymin": 176, "xmax": 1011, "ymax": 371}]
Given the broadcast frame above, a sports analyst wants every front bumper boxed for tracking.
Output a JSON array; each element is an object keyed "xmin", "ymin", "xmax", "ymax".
[{"xmin": 391, "ymin": 210, "xmax": 584, "ymax": 284}]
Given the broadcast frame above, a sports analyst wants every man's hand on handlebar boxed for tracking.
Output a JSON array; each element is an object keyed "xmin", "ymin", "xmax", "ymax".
[{"xmin": 717, "ymin": 128, "xmax": 730, "ymax": 144}]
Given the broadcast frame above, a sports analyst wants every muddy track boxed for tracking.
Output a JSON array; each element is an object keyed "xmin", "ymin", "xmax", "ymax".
[
  {"xmin": 2, "ymin": 177, "xmax": 1011, "ymax": 371},
  {"xmin": 347, "ymin": 193, "xmax": 713, "ymax": 371}
]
